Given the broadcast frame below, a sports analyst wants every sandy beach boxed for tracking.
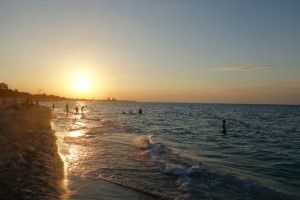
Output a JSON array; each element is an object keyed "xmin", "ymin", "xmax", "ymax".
[{"xmin": 0, "ymin": 105, "xmax": 66, "ymax": 199}]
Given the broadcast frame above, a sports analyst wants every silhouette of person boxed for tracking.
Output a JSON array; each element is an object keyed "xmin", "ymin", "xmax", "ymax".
[
  {"xmin": 65, "ymin": 104, "xmax": 69, "ymax": 114},
  {"xmin": 81, "ymin": 106, "xmax": 86, "ymax": 114},
  {"xmin": 52, "ymin": 103, "xmax": 55, "ymax": 110},
  {"xmin": 221, "ymin": 120, "xmax": 227, "ymax": 133},
  {"xmin": 75, "ymin": 106, "xmax": 79, "ymax": 115},
  {"xmin": 138, "ymin": 108, "xmax": 142, "ymax": 114}
]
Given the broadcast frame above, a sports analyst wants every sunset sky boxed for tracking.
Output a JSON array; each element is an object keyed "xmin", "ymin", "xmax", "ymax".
[{"xmin": 0, "ymin": 0, "xmax": 299, "ymax": 104}]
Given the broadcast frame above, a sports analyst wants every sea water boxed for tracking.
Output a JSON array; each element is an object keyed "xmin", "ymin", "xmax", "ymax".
[{"xmin": 43, "ymin": 102, "xmax": 300, "ymax": 200}]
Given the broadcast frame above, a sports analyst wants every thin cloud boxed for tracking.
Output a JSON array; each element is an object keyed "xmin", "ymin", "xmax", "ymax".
[{"xmin": 213, "ymin": 65, "xmax": 273, "ymax": 71}]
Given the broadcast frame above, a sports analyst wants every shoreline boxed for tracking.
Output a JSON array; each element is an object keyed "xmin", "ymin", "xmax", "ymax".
[{"xmin": 0, "ymin": 106, "xmax": 66, "ymax": 199}]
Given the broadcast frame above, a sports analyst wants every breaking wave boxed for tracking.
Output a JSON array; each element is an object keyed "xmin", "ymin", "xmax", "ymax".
[{"xmin": 133, "ymin": 135, "xmax": 298, "ymax": 200}]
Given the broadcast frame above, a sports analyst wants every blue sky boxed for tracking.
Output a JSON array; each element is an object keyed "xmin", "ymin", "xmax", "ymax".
[{"xmin": 0, "ymin": 0, "xmax": 299, "ymax": 104}]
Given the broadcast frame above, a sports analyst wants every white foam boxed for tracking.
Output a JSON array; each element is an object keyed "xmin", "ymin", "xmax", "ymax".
[
  {"xmin": 133, "ymin": 135, "xmax": 199, "ymax": 195},
  {"xmin": 164, "ymin": 163, "xmax": 190, "ymax": 176},
  {"xmin": 133, "ymin": 135, "xmax": 153, "ymax": 148},
  {"xmin": 132, "ymin": 135, "xmax": 298, "ymax": 199}
]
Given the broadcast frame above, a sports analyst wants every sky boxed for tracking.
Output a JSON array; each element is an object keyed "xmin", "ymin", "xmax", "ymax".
[{"xmin": 0, "ymin": 0, "xmax": 299, "ymax": 104}]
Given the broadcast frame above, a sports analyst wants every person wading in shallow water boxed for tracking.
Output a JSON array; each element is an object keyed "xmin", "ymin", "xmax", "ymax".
[
  {"xmin": 75, "ymin": 106, "xmax": 79, "ymax": 115},
  {"xmin": 221, "ymin": 119, "xmax": 227, "ymax": 133},
  {"xmin": 81, "ymin": 106, "xmax": 87, "ymax": 114},
  {"xmin": 65, "ymin": 103, "xmax": 69, "ymax": 114}
]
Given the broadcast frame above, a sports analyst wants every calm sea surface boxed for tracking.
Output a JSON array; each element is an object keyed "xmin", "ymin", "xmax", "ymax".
[{"xmin": 43, "ymin": 102, "xmax": 300, "ymax": 200}]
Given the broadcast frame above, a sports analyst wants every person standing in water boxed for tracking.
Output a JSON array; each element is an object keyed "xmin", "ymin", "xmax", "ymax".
[
  {"xmin": 81, "ymin": 106, "xmax": 87, "ymax": 114},
  {"xmin": 65, "ymin": 103, "xmax": 69, "ymax": 114},
  {"xmin": 221, "ymin": 120, "xmax": 227, "ymax": 133},
  {"xmin": 138, "ymin": 108, "xmax": 143, "ymax": 114},
  {"xmin": 75, "ymin": 106, "xmax": 79, "ymax": 115}
]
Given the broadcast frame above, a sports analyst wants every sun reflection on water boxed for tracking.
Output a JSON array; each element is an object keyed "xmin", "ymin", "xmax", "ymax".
[{"xmin": 69, "ymin": 129, "xmax": 85, "ymax": 137}]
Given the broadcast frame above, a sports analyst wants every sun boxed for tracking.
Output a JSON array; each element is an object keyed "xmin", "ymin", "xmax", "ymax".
[{"xmin": 74, "ymin": 76, "xmax": 90, "ymax": 91}]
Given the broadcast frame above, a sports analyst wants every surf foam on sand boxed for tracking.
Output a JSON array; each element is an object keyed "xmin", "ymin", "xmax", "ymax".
[{"xmin": 0, "ymin": 105, "xmax": 66, "ymax": 199}]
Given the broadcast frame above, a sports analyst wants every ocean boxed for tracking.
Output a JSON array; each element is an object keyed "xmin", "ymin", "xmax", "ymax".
[{"xmin": 43, "ymin": 101, "xmax": 300, "ymax": 200}]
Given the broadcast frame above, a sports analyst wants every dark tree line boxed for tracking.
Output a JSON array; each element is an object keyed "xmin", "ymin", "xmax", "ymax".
[
  {"xmin": 0, "ymin": 82, "xmax": 71, "ymax": 101},
  {"xmin": 0, "ymin": 83, "xmax": 9, "ymax": 90}
]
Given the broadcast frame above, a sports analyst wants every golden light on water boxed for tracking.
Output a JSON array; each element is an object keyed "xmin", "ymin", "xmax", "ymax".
[{"xmin": 69, "ymin": 130, "xmax": 85, "ymax": 137}]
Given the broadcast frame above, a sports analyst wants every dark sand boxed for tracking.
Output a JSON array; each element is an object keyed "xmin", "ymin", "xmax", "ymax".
[{"xmin": 0, "ymin": 106, "xmax": 66, "ymax": 199}]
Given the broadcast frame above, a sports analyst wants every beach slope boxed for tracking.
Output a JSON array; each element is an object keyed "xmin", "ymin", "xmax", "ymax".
[{"xmin": 0, "ymin": 106, "xmax": 65, "ymax": 199}]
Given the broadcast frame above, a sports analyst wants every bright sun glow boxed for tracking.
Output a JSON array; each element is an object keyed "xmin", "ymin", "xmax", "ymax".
[{"xmin": 74, "ymin": 76, "xmax": 91, "ymax": 91}]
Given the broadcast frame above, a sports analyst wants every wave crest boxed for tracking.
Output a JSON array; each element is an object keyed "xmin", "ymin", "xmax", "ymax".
[{"xmin": 133, "ymin": 135, "xmax": 153, "ymax": 148}]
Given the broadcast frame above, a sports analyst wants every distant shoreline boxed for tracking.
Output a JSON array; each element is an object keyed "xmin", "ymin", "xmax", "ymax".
[
  {"xmin": 1, "ymin": 90, "xmax": 299, "ymax": 106},
  {"xmin": 40, "ymin": 99, "xmax": 137, "ymax": 103},
  {"xmin": 49, "ymin": 98, "xmax": 300, "ymax": 106},
  {"xmin": 43, "ymin": 100, "xmax": 299, "ymax": 106}
]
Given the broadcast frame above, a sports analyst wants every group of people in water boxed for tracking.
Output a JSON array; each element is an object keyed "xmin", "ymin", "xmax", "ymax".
[
  {"xmin": 122, "ymin": 108, "xmax": 227, "ymax": 133},
  {"xmin": 55, "ymin": 103, "xmax": 142, "ymax": 116},
  {"xmin": 52, "ymin": 103, "xmax": 87, "ymax": 115},
  {"xmin": 63, "ymin": 103, "xmax": 87, "ymax": 115},
  {"xmin": 52, "ymin": 104, "xmax": 227, "ymax": 133}
]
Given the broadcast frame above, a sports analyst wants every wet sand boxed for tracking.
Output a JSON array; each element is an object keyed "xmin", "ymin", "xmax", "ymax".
[{"xmin": 0, "ymin": 106, "xmax": 66, "ymax": 199}]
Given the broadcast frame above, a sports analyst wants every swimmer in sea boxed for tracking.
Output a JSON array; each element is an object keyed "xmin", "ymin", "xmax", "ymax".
[{"xmin": 221, "ymin": 119, "xmax": 227, "ymax": 133}]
